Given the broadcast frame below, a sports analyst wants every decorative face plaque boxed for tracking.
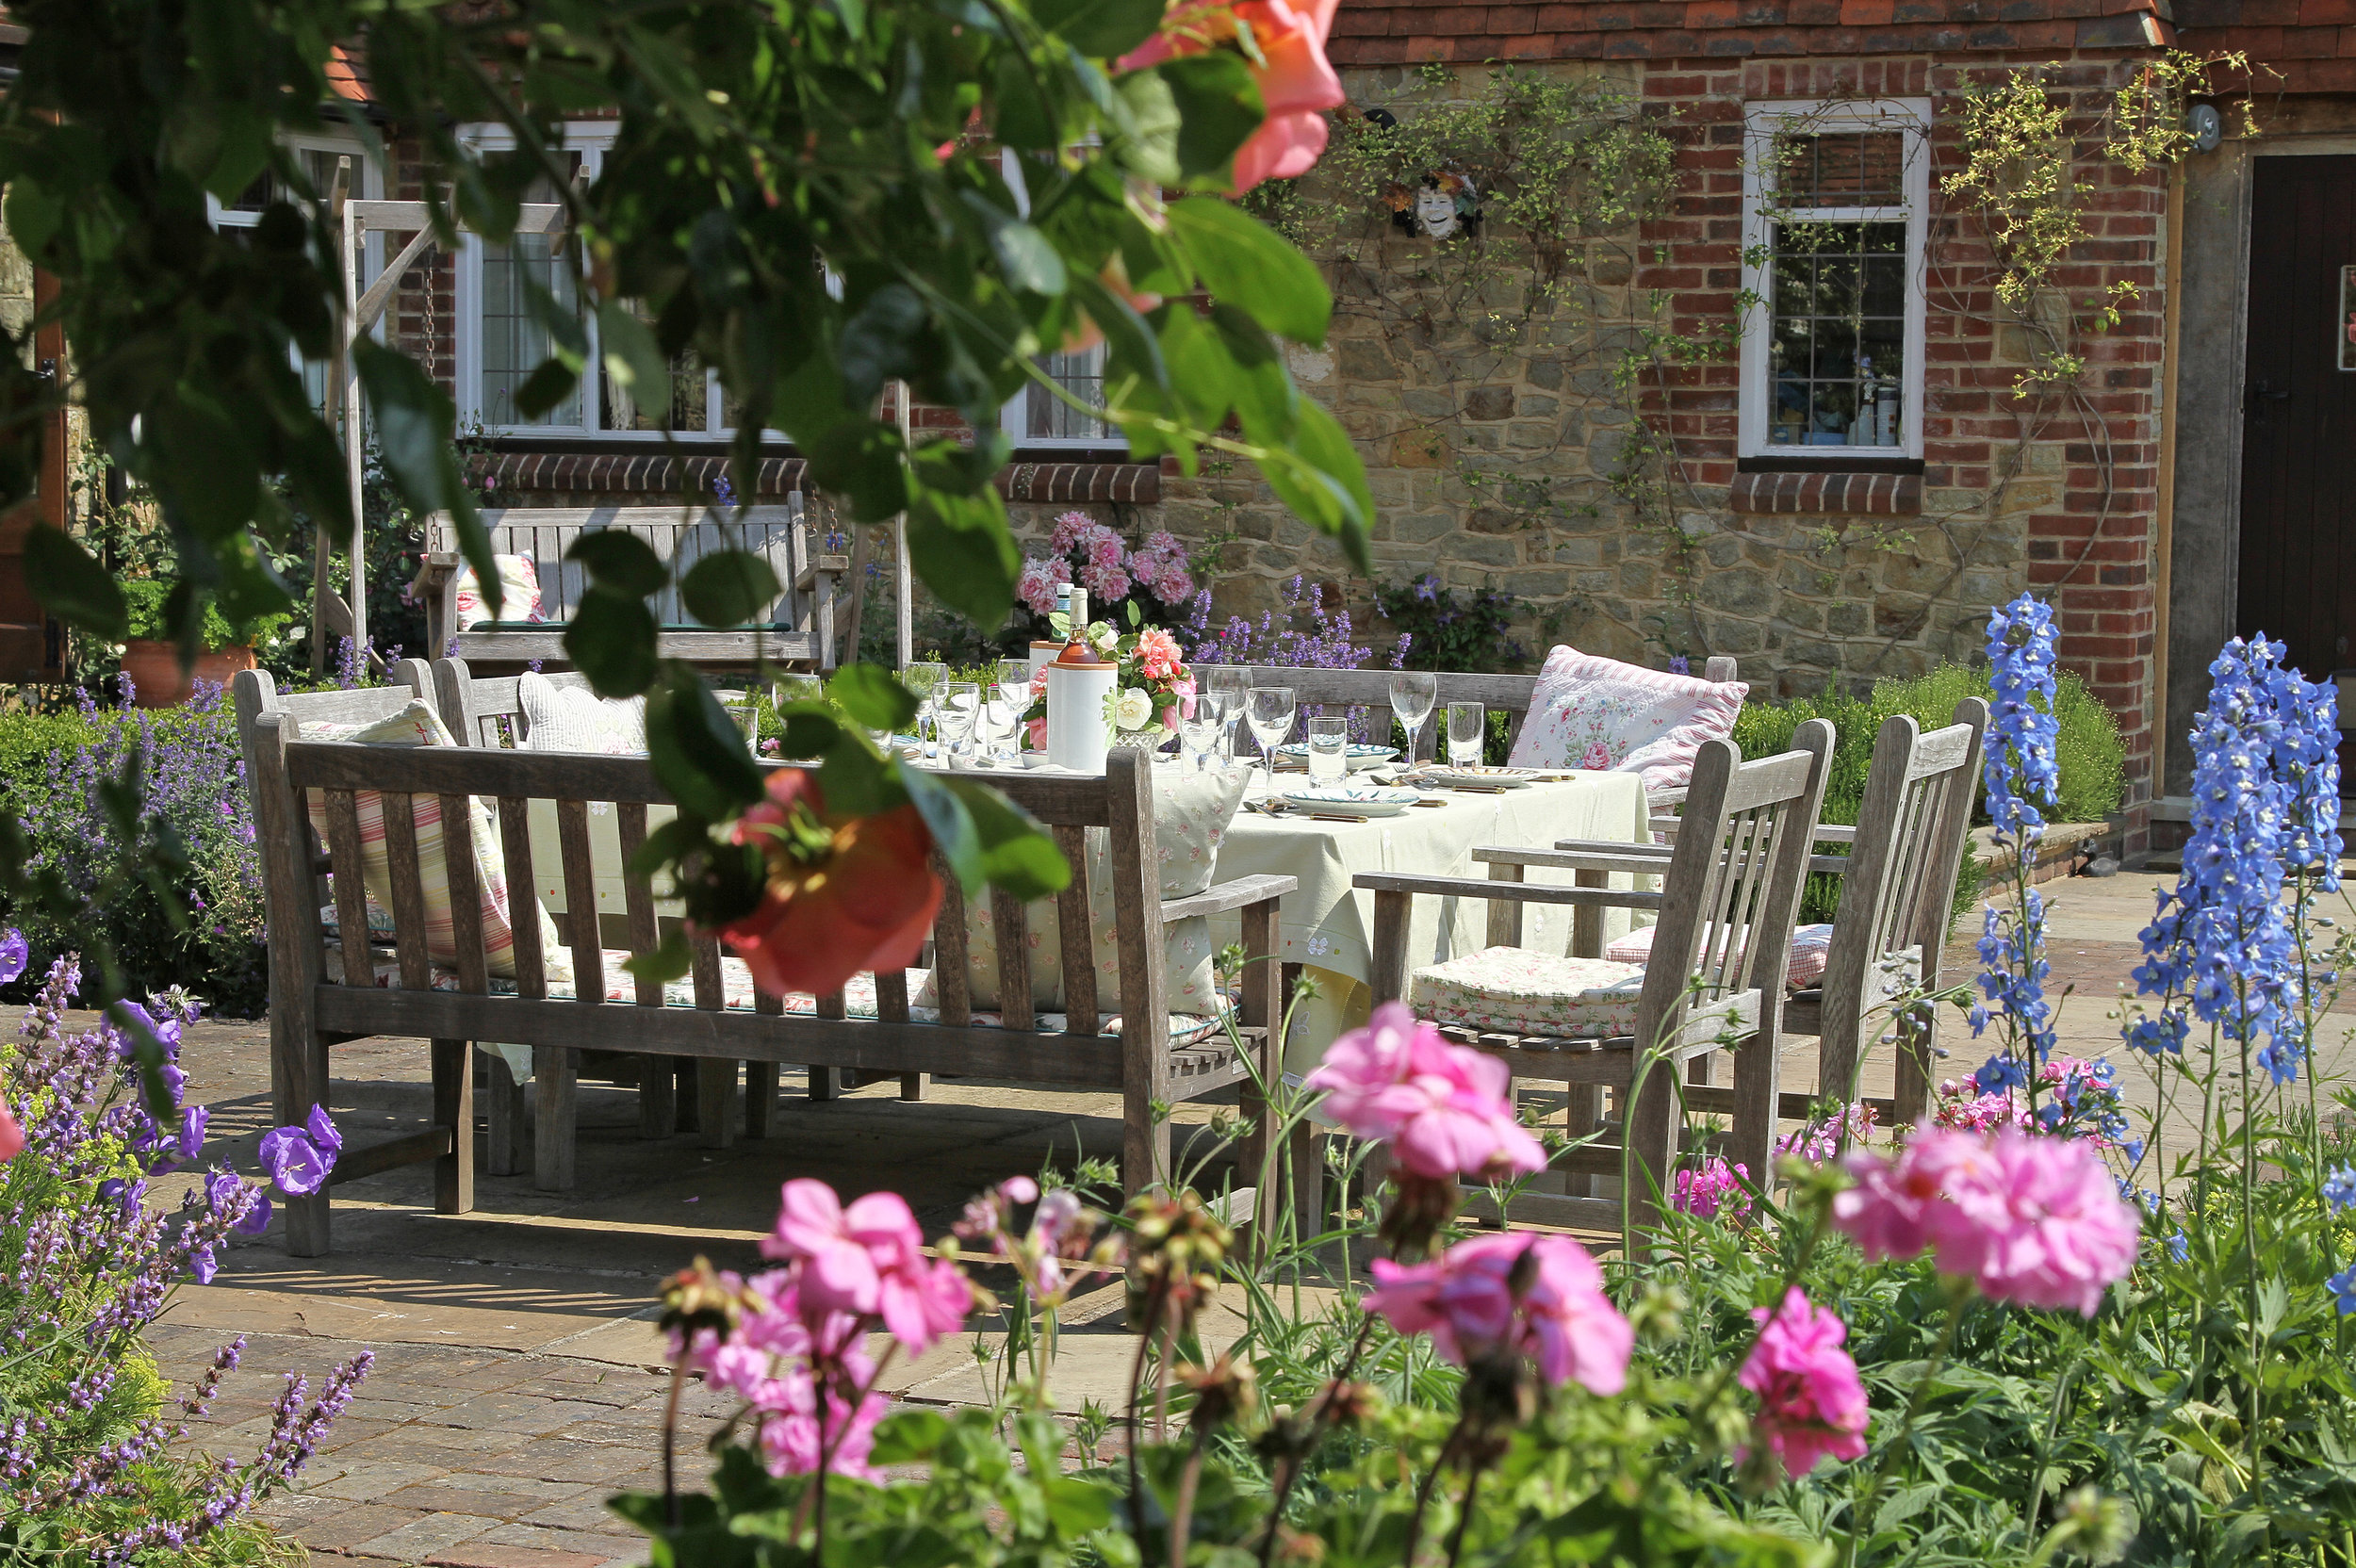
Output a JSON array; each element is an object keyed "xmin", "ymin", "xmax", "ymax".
[{"xmin": 2343, "ymin": 265, "xmax": 2356, "ymax": 371}]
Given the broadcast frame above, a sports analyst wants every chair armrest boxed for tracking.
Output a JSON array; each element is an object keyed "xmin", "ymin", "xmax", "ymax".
[
  {"xmin": 1648, "ymin": 786, "xmax": 1689, "ymax": 808},
  {"xmin": 1353, "ymin": 871, "xmax": 1662, "ymax": 912},
  {"xmin": 794, "ymin": 554, "xmax": 853, "ymax": 594},
  {"xmin": 1814, "ymin": 824, "xmax": 1857, "ymax": 844},
  {"xmin": 1160, "ymin": 874, "xmax": 1299, "ymax": 923},
  {"xmin": 1547, "ymin": 836, "xmax": 1675, "ymax": 858}
]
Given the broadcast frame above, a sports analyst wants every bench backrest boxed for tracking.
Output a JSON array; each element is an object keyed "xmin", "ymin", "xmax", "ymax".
[
  {"xmin": 231, "ymin": 672, "xmax": 1176, "ymax": 1061},
  {"xmin": 1189, "ymin": 656, "xmax": 1737, "ymax": 760},
  {"xmin": 1815, "ymin": 697, "xmax": 1988, "ymax": 1116},
  {"xmin": 425, "ymin": 500, "xmax": 817, "ymax": 629}
]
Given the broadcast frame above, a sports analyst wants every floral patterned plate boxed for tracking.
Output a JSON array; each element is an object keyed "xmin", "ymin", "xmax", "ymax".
[
  {"xmin": 1410, "ymin": 764, "xmax": 1542, "ymax": 789},
  {"xmin": 1279, "ymin": 784, "xmax": 1422, "ymax": 817}
]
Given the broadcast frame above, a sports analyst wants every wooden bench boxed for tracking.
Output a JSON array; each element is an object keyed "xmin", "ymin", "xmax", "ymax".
[
  {"xmin": 232, "ymin": 664, "xmax": 1296, "ymax": 1257},
  {"xmin": 417, "ymin": 501, "xmax": 849, "ymax": 673},
  {"xmin": 1187, "ymin": 657, "xmax": 1738, "ymax": 761}
]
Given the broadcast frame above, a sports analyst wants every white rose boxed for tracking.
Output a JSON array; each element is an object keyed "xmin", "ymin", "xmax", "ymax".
[{"xmin": 1115, "ymin": 687, "xmax": 1153, "ymax": 731}]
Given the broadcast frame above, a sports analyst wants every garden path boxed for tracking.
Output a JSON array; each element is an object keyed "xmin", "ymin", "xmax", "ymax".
[{"xmin": 131, "ymin": 865, "xmax": 2356, "ymax": 1566}]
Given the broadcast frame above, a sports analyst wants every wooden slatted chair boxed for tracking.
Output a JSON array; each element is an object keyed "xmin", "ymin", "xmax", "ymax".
[
  {"xmin": 232, "ymin": 674, "xmax": 1295, "ymax": 1256},
  {"xmin": 1565, "ymin": 698, "xmax": 1988, "ymax": 1153},
  {"xmin": 1350, "ymin": 721, "xmax": 1833, "ymax": 1239},
  {"xmin": 417, "ymin": 499, "xmax": 848, "ymax": 673}
]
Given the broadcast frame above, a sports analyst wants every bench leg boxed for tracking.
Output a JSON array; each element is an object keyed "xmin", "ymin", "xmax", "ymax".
[
  {"xmin": 744, "ymin": 1062, "xmax": 777, "ymax": 1138},
  {"xmin": 675, "ymin": 1058, "xmax": 698, "ymax": 1134},
  {"xmin": 806, "ymin": 1065, "xmax": 843, "ymax": 1102},
  {"xmin": 697, "ymin": 1059, "xmax": 739, "ymax": 1150},
  {"xmin": 640, "ymin": 1054, "xmax": 679, "ymax": 1139},
  {"xmin": 481, "ymin": 1049, "xmax": 527, "ymax": 1178},
  {"xmin": 1563, "ymin": 1083, "xmax": 1601, "ymax": 1199},
  {"xmin": 899, "ymin": 1072, "xmax": 929, "ymax": 1102},
  {"xmin": 271, "ymin": 1013, "xmax": 331, "ymax": 1258},
  {"xmin": 1121, "ymin": 1086, "xmax": 1171, "ymax": 1201},
  {"xmin": 433, "ymin": 1038, "xmax": 475, "ymax": 1215},
  {"xmin": 1625, "ymin": 1064, "xmax": 1677, "ymax": 1254},
  {"xmin": 534, "ymin": 1046, "xmax": 578, "ymax": 1191}
]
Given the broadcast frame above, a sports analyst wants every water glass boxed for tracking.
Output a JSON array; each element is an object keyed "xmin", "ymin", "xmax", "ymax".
[
  {"xmin": 904, "ymin": 661, "xmax": 948, "ymax": 752},
  {"xmin": 990, "ymin": 663, "xmax": 1032, "ymax": 763},
  {"xmin": 1306, "ymin": 715, "xmax": 1349, "ymax": 784},
  {"xmin": 1389, "ymin": 670, "xmax": 1438, "ymax": 761},
  {"xmin": 1208, "ymin": 667, "xmax": 1251, "ymax": 760},
  {"xmin": 1446, "ymin": 701, "xmax": 1486, "ymax": 768},
  {"xmin": 938, "ymin": 681, "xmax": 980, "ymax": 762},
  {"xmin": 1181, "ymin": 710, "xmax": 1223, "ymax": 772},
  {"xmin": 1246, "ymin": 686, "xmax": 1296, "ymax": 777}
]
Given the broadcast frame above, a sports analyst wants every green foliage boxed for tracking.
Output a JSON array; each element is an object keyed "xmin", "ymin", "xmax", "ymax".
[
  {"xmin": 1734, "ymin": 661, "xmax": 2121, "ymax": 923},
  {"xmin": 1373, "ymin": 574, "xmax": 1537, "ymax": 674},
  {"xmin": 119, "ymin": 579, "xmax": 291, "ymax": 653}
]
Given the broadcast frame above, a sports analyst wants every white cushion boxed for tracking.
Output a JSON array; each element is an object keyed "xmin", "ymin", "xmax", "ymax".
[
  {"xmin": 517, "ymin": 673, "xmax": 647, "ymax": 755},
  {"xmin": 453, "ymin": 554, "xmax": 547, "ymax": 630},
  {"xmin": 1605, "ymin": 922, "xmax": 1835, "ymax": 988},
  {"xmin": 921, "ymin": 766, "xmax": 1249, "ymax": 1019},
  {"xmin": 1506, "ymin": 645, "xmax": 1746, "ymax": 792},
  {"xmin": 1408, "ymin": 948, "xmax": 1648, "ymax": 1038}
]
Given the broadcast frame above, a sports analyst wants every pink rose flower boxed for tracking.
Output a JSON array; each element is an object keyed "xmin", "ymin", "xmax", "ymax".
[
  {"xmin": 1365, "ymin": 1233, "xmax": 1631, "ymax": 1395},
  {"xmin": 1740, "ymin": 1288, "xmax": 1871, "ymax": 1476},
  {"xmin": 1303, "ymin": 1002, "xmax": 1546, "ymax": 1181},
  {"xmin": 1135, "ymin": 628, "xmax": 1184, "ymax": 680},
  {"xmin": 1833, "ymin": 1126, "xmax": 2140, "ymax": 1316},
  {"xmin": 1016, "ymin": 557, "xmax": 1062, "ymax": 618},
  {"xmin": 763, "ymin": 1179, "xmax": 973, "ymax": 1353},
  {"xmin": 1049, "ymin": 511, "xmax": 1095, "ymax": 554},
  {"xmin": 1081, "ymin": 561, "xmax": 1131, "ymax": 606},
  {"xmin": 1118, "ymin": 0, "xmax": 1343, "ymax": 195}
]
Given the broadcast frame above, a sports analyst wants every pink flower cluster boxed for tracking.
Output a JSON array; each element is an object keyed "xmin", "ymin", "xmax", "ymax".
[
  {"xmin": 1365, "ymin": 1233, "xmax": 1633, "ymax": 1395},
  {"xmin": 1018, "ymin": 514, "xmax": 1195, "ymax": 619},
  {"xmin": 1670, "ymin": 1156, "xmax": 1752, "ymax": 1222},
  {"xmin": 1740, "ymin": 1288, "xmax": 1871, "ymax": 1476},
  {"xmin": 1304, "ymin": 1002, "xmax": 1546, "ymax": 1182},
  {"xmin": 953, "ymin": 1174, "xmax": 1120, "ymax": 1305},
  {"xmin": 1833, "ymin": 1126, "xmax": 2141, "ymax": 1316},
  {"xmin": 1775, "ymin": 1100, "xmax": 1879, "ymax": 1166},
  {"xmin": 1134, "ymin": 627, "xmax": 1185, "ymax": 681},
  {"xmin": 671, "ymin": 1180, "xmax": 973, "ymax": 1479}
]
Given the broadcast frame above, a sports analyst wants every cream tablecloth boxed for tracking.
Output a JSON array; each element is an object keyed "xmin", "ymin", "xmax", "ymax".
[{"xmin": 1202, "ymin": 767, "xmax": 1654, "ymax": 1074}]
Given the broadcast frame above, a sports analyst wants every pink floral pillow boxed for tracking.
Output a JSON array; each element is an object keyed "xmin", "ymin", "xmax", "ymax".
[
  {"xmin": 1506, "ymin": 645, "xmax": 1746, "ymax": 792},
  {"xmin": 452, "ymin": 554, "xmax": 547, "ymax": 630}
]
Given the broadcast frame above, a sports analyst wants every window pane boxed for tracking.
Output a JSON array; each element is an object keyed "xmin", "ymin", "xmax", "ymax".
[
  {"xmin": 1764, "ymin": 217, "xmax": 1907, "ymax": 448},
  {"xmin": 1775, "ymin": 129, "xmax": 1906, "ymax": 208},
  {"xmin": 480, "ymin": 162, "xmax": 582, "ymax": 427},
  {"xmin": 602, "ymin": 308, "xmax": 709, "ymax": 433},
  {"xmin": 1026, "ymin": 349, "xmax": 1111, "ymax": 442}
]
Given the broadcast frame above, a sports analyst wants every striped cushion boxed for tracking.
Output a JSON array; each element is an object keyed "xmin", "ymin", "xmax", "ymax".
[
  {"xmin": 1604, "ymin": 922, "xmax": 1835, "ymax": 988},
  {"xmin": 303, "ymin": 699, "xmax": 566, "ymax": 984},
  {"xmin": 1506, "ymin": 646, "xmax": 1746, "ymax": 792},
  {"xmin": 1409, "ymin": 948, "xmax": 1647, "ymax": 1038}
]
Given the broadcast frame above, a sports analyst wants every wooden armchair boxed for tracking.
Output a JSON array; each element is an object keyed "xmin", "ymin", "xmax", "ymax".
[
  {"xmin": 1350, "ymin": 721, "xmax": 1833, "ymax": 1239},
  {"xmin": 417, "ymin": 499, "xmax": 848, "ymax": 673}
]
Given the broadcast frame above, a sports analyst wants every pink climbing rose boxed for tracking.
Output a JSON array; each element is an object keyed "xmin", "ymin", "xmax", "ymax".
[
  {"xmin": 1365, "ymin": 1233, "xmax": 1632, "ymax": 1396},
  {"xmin": 1116, "ymin": 0, "xmax": 1344, "ymax": 194},
  {"xmin": 1304, "ymin": 1002, "xmax": 1546, "ymax": 1182},
  {"xmin": 1833, "ymin": 1126, "xmax": 2139, "ymax": 1317},
  {"xmin": 1740, "ymin": 1288, "xmax": 1871, "ymax": 1476},
  {"xmin": 763, "ymin": 1179, "xmax": 973, "ymax": 1354}
]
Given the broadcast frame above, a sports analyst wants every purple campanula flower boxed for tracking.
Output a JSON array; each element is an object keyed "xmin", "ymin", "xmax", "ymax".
[
  {"xmin": 304, "ymin": 1103, "xmax": 343, "ymax": 1162},
  {"xmin": 259, "ymin": 1104, "xmax": 340, "ymax": 1196},
  {"xmin": 177, "ymin": 1105, "xmax": 209, "ymax": 1163},
  {"xmin": 0, "ymin": 928, "xmax": 25, "ymax": 986}
]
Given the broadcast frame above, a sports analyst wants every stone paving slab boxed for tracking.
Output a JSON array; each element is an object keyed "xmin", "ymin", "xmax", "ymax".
[{"xmin": 136, "ymin": 870, "xmax": 2331, "ymax": 1560}]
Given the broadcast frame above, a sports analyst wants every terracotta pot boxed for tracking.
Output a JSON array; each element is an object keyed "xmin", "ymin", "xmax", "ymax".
[{"xmin": 118, "ymin": 641, "xmax": 258, "ymax": 708}]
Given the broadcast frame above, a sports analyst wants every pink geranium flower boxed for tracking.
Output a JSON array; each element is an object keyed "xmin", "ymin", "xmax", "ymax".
[
  {"xmin": 1833, "ymin": 1126, "xmax": 2139, "ymax": 1317},
  {"xmin": 1365, "ymin": 1233, "xmax": 1631, "ymax": 1395},
  {"xmin": 764, "ymin": 1179, "xmax": 972, "ymax": 1354},
  {"xmin": 1740, "ymin": 1288, "xmax": 1871, "ymax": 1476},
  {"xmin": 1304, "ymin": 1002, "xmax": 1546, "ymax": 1181},
  {"xmin": 1118, "ymin": 0, "xmax": 1344, "ymax": 194},
  {"xmin": 1671, "ymin": 1156, "xmax": 1751, "ymax": 1222}
]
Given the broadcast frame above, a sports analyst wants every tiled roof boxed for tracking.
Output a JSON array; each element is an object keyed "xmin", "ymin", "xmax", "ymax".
[
  {"xmin": 1326, "ymin": 0, "xmax": 2172, "ymax": 63},
  {"xmin": 2174, "ymin": 0, "xmax": 2356, "ymax": 93}
]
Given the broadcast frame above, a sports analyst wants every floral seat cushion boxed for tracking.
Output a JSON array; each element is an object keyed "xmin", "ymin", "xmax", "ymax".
[
  {"xmin": 1603, "ymin": 923, "xmax": 1835, "ymax": 988},
  {"xmin": 1408, "ymin": 948, "xmax": 1648, "ymax": 1038}
]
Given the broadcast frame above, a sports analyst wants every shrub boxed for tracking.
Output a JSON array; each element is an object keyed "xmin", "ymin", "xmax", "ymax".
[
  {"xmin": 1371, "ymin": 573, "xmax": 1533, "ymax": 673},
  {"xmin": 1733, "ymin": 661, "xmax": 2123, "ymax": 923},
  {"xmin": 118, "ymin": 580, "xmax": 291, "ymax": 654}
]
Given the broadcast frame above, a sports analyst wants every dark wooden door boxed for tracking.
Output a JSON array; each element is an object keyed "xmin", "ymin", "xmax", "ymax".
[{"xmin": 2238, "ymin": 155, "xmax": 2356, "ymax": 776}]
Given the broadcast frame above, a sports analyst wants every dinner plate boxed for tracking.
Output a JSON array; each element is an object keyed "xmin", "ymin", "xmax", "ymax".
[
  {"xmin": 1273, "ymin": 743, "xmax": 1400, "ymax": 772},
  {"xmin": 1279, "ymin": 784, "xmax": 1422, "ymax": 818},
  {"xmin": 1412, "ymin": 764, "xmax": 1542, "ymax": 789}
]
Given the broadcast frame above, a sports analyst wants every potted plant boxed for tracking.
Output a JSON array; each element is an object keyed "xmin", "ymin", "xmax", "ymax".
[{"xmin": 117, "ymin": 580, "xmax": 291, "ymax": 708}]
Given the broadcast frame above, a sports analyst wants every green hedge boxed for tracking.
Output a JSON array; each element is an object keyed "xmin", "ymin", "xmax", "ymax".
[{"xmin": 1732, "ymin": 662, "xmax": 2125, "ymax": 924}]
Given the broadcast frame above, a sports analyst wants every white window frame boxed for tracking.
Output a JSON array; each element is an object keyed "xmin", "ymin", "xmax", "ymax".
[
  {"xmin": 1738, "ymin": 98, "xmax": 1930, "ymax": 462},
  {"xmin": 209, "ymin": 131, "xmax": 386, "ymax": 411},
  {"xmin": 997, "ymin": 150, "xmax": 1123, "ymax": 453},
  {"xmin": 455, "ymin": 122, "xmax": 750, "ymax": 441}
]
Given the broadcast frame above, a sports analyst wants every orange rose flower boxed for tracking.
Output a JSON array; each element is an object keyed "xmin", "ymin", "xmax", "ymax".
[
  {"xmin": 1118, "ymin": 0, "xmax": 1344, "ymax": 194},
  {"xmin": 716, "ymin": 771, "xmax": 943, "ymax": 999}
]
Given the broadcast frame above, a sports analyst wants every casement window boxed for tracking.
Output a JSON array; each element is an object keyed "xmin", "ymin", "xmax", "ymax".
[
  {"xmin": 1739, "ymin": 100, "xmax": 1930, "ymax": 461},
  {"xmin": 998, "ymin": 153, "xmax": 1122, "ymax": 452},
  {"xmin": 208, "ymin": 133, "xmax": 384, "ymax": 414},
  {"xmin": 456, "ymin": 123, "xmax": 738, "ymax": 439}
]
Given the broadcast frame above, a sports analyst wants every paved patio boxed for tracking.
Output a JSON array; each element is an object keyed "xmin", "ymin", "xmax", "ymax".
[{"xmin": 134, "ymin": 866, "xmax": 2356, "ymax": 1564}]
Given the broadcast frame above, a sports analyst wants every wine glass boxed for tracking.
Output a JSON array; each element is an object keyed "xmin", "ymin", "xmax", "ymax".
[
  {"xmin": 938, "ymin": 680, "xmax": 980, "ymax": 764},
  {"xmin": 1446, "ymin": 701, "xmax": 1486, "ymax": 769},
  {"xmin": 903, "ymin": 661, "xmax": 948, "ymax": 754},
  {"xmin": 1389, "ymin": 670, "xmax": 1437, "ymax": 764},
  {"xmin": 1208, "ymin": 667, "xmax": 1250, "ymax": 761},
  {"xmin": 1246, "ymin": 686, "xmax": 1296, "ymax": 782},
  {"xmin": 1181, "ymin": 710, "xmax": 1223, "ymax": 772}
]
